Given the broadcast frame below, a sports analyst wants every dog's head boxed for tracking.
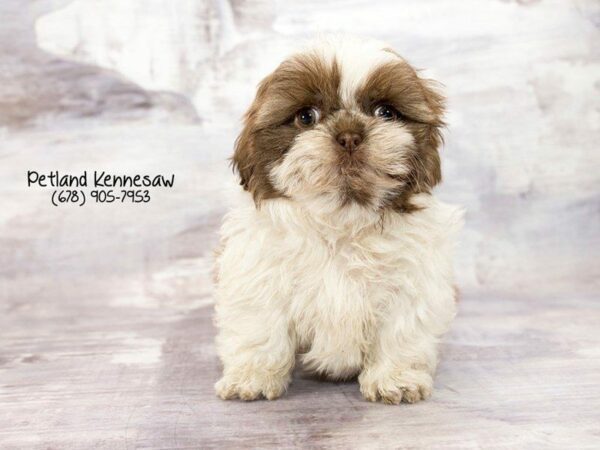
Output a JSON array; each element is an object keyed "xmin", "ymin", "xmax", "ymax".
[{"xmin": 232, "ymin": 35, "xmax": 445, "ymax": 213}]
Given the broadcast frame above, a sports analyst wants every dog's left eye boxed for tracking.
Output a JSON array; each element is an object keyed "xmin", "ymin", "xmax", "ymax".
[
  {"xmin": 295, "ymin": 107, "xmax": 321, "ymax": 127},
  {"xmin": 374, "ymin": 104, "xmax": 399, "ymax": 121}
]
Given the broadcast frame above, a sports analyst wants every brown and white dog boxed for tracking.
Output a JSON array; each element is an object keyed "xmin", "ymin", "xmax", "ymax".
[{"xmin": 214, "ymin": 35, "xmax": 463, "ymax": 404}]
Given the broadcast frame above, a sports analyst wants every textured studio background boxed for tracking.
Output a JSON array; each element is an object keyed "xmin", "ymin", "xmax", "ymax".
[
  {"xmin": 1, "ymin": 1, "xmax": 599, "ymax": 448},
  {"xmin": 3, "ymin": 0, "xmax": 598, "ymax": 297}
]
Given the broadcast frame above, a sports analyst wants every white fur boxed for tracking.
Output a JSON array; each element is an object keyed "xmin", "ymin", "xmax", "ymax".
[{"xmin": 214, "ymin": 193, "xmax": 463, "ymax": 403}]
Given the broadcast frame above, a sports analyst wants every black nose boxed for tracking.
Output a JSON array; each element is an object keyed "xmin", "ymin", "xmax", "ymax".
[{"xmin": 336, "ymin": 131, "xmax": 362, "ymax": 153}]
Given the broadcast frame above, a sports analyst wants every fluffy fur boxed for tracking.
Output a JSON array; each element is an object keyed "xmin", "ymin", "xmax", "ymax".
[{"xmin": 214, "ymin": 35, "xmax": 463, "ymax": 404}]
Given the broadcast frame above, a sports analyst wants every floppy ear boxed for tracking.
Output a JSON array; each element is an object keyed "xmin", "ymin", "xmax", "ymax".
[
  {"xmin": 231, "ymin": 91, "xmax": 284, "ymax": 205},
  {"xmin": 231, "ymin": 68, "xmax": 297, "ymax": 205},
  {"xmin": 232, "ymin": 65, "xmax": 281, "ymax": 194},
  {"xmin": 411, "ymin": 76, "xmax": 446, "ymax": 192},
  {"xmin": 231, "ymin": 112, "xmax": 256, "ymax": 193}
]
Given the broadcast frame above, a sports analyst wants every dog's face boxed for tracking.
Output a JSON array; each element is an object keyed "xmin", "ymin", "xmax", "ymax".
[{"xmin": 233, "ymin": 36, "xmax": 445, "ymax": 213}]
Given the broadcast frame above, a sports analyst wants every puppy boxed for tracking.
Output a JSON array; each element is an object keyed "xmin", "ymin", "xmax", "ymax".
[{"xmin": 214, "ymin": 35, "xmax": 463, "ymax": 404}]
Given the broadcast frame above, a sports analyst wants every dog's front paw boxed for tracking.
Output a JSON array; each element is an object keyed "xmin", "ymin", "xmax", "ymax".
[
  {"xmin": 215, "ymin": 368, "xmax": 290, "ymax": 401},
  {"xmin": 359, "ymin": 368, "xmax": 433, "ymax": 405}
]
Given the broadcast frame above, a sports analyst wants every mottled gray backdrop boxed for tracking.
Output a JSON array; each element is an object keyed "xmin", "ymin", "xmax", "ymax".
[
  {"xmin": 1, "ymin": 1, "xmax": 598, "ymax": 449},
  {"xmin": 3, "ymin": 0, "xmax": 598, "ymax": 296}
]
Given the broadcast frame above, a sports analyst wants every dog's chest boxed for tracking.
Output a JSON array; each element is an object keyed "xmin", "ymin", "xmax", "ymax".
[{"xmin": 281, "ymin": 234, "xmax": 396, "ymax": 377}]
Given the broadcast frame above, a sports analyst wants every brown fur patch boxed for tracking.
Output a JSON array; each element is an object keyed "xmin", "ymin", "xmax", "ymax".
[
  {"xmin": 357, "ymin": 60, "xmax": 446, "ymax": 212},
  {"xmin": 232, "ymin": 53, "xmax": 341, "ymax": 204}
]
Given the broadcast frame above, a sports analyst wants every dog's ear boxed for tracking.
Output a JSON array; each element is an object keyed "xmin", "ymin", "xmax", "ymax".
[
  {"xmin": 231, "ymin": 112, "xmax": 256, "ymax": 193},
  {"xmin": 411, "ymin": 76, "xmax": 446, "ymax": 192},
  {"xmin": 231, "ymin": 71, "xmax": 291, "ymax": 206},
  {"xmin": 231, "ymin": 95, "xmax": 282, "ymax": 205}
]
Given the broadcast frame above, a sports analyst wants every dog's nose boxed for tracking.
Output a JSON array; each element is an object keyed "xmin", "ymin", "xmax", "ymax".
[{"xmin": 336, "ymin": 131, "xmax": 362, "ymax": 153}]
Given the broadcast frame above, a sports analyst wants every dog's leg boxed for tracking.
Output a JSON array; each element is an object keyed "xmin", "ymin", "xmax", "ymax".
[
  {"xmin": 359, "ymin": 284, "xmax": 456, "ymax": 404},
  {"xmin": 214, "ymin": 282, "xmax": 295, "ymax": 401},
  {"xmin": 359, "ymin": 323, "xmax": 437, "ymax": 404}
]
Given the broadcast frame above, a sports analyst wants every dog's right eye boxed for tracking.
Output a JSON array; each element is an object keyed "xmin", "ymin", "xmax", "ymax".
[
  {"xmin": 295, "ymin": 107, "xmax": 321, "ymax": 127},
  {"xmin": 374, "ymin": 104, "xmax": 400, "ymax": 121}
]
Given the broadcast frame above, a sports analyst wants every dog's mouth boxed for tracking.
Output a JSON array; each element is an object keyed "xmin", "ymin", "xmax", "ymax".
[
  {"xmin": 331, "ymin": 157, "xmax": 405, "ymax": 207},
  {"xmin": 339, "ymin": 181, "xmax": 373, "ymax": 206}
]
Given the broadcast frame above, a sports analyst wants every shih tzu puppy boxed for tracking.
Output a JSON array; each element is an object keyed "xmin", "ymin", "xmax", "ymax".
[{"xmin": 214, "ymin": 35, "xmax": 463, "ymax": 404}]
